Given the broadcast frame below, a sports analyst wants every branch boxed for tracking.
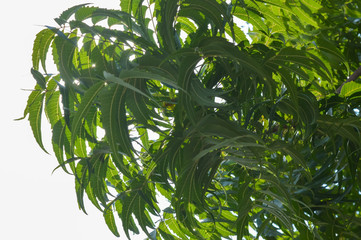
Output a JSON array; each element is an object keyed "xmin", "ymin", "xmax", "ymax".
[{"xmin": 336, "ymin": 65, "xmax": 361, "ymax": 94}]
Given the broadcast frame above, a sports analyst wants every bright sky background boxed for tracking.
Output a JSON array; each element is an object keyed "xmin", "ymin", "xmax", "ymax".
[{"xmin": 0, "ymin": 1, "xmax": 143, "ymax": 239}]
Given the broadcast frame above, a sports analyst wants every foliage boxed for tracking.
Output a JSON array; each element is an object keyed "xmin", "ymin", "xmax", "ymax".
[{"xmin": 23, "ymin": 0, "xmax": 361, "ymax": 239}]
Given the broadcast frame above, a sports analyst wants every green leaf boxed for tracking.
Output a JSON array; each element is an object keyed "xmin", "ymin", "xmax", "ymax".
[
  {"xmin": 89, "ymin": 153, "xmax": 108, "ymax": 205},
  {"xmin": 316, "ymin": 36, "xmax": 349, "ymax": 73},
  {"xmin": 32, "ymin": 28, "xmax": 55, "ymax": 72},
  {"xmin": 105, "ymin": 69, "xmax": 181, "ymax": 91},
  {"xmin": 190, "ymin": 79, "xmax": 227, "ymax": 107},
  {"xmin": 178, "ymin": 53, "xmax": 201, "ymax": 125},
  {"xmin": 180, "ymin": 0, "xmax": 226, "ymax": 30},
  {"xmin": 121, "ymin": 192, "xmax": 141, "ymax": 239},
  {"xmin": 199, "ymin": 37, "xmax": 270, "ymax": 81},
  {"xmin": 270, "ymin": 141, "xmax": 311, "ymax": 180},
  {"xmin": 233, "ymin": 6, "xmax": 268, "ymax": 33},
  {"xmin": 70, "ymin": 81, "xmax": 105, "ymax": 155},
  {"xmin": 318, "ymin": 115, "xmax": 361, "ymax": 148},
  {"xmin": 55, "ymin": 3, "xmax": 90, "ymax": 26},
  {"xmin": 125, "ymin": 79, "xmax": 162, "ymax": 127},
  {"xmin": 104, "ymin": 207, "xmax": 120, "ymax": 237},
  {"xmin": 25, "ymin": 1, "xmax": 361, "ymax": 239},
  {"xmin": 45, "ymin": 78, "xmax": 62, "ymax": 127},
  {"xmin": 52, "ymin": 119, "xmax": 72, "ymax": 174},
  {"xmin": 100, "ymin": 84, "xmax": 132, "ymax": 177},
  {"xmin": 255, "ymin": 200, "xmax": 293, "ymax": 233},
  {"xmin": 53, "ymin": 34, "xmax": 79, "ymax": 104},
  {"xmin": 158, "ymin": 222, "xmax": 176, "ymax": 240},
  {"xmin": 75, "ymin": 158, "xmax": 90, "ymax": 214},
  {"xmin": 291, "ymin": 3, "xmax": 319, "ymax": 27},
  {"xmin": 268, "ymin": 47, "xmax": 332, "ymax": 82},
  {"xmin": 300, "ymin": 0, "xmax": 323, "ymax": 12},
  {"xmin": 31, "ymin": 68, "xmax": 47, "ymax": 90},
  {"xmin": 340, "ymin": 81, "xmax": 361, "ymax": 97},
  {"xmin": 165, "ymin": 217, "xmax": 191, "ymax": 239},
  {"xmin": 133, "ymin": 191, "xmax": 156, "ymax": 238},
  {"xmin": 225, "ymin": 20, "xmax": 248, "ymax": 44},
  {"xmin": 106, "ymin": 160, "xmax": 124, "ymax": 191},
  {"xmin": 120, "ymin": 0, "xmax": 135, "ymax": 14},
  {"xmin": 104, "ymin": 72, "xmax": 153, "ymax": 100},
  {"xmin": 236, "ymin": 180, "xmax": 252, "ymax": 239},
  {"xmin": 28, "ymin": 91, "xmax": 47, "ymax": 153},
  {"xmin": 176, "ymin": 16, "xmax": 197, "ymax": 34},
  {"xmin": 157, "ymin": 0, "xmax": 179, "ymax": 52}
]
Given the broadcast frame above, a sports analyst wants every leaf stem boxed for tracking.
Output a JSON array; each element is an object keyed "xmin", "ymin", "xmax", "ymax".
[{"xmin": 336, "ymin": 65, "xmax": 361, "ymax": 94}]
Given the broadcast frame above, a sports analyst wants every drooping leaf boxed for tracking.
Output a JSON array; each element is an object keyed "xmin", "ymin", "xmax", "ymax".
[
  {"xmin": 75, "ymin": 158, "xmax": 90, "ymax": 214},
  {"xmin": 53, "ymin": 34, "xmax": 79, "ymax": 103},
  {"xmin": 28, "ymin": 90, "xmax": 47, "ymax": 153},
  {"xmin": 120, "ymin": 192, "xmax": 141, "ymax": 239},
  {"xmin": 32, "ymin": 28, "xmax": 55, "ymax": 72},
  {"xmin": 52, "ymin": 119, "xmax": 72, "ymax": 174},
  {"xmin": 31, "ymin": 68, "xmax": 47, "ymax": 90},
  {"xmin": 45, "ymin": 78, "xmax": 62, "ymax": 127},
  {"xmin": 99, "ymin": 84, "xmax": 133, "ymax": 177},
  {"xmin": 104, "ymin": 207, "xmax": 120, "ymax": 237},
  {"xmin": 70, "ymin": 81, "xmax": 105, "ymax": 155}
]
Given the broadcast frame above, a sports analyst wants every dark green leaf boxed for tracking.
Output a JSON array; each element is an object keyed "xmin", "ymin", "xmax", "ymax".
[
  {"xmin": 70, "ymin": 81, "xmax": 105, "ymax": 155},
  {"xmin": 104, "ymin": 207, "xmax": 120, "ymax": 237}
]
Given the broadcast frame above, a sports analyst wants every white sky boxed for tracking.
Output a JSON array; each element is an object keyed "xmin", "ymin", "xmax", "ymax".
[{"xmin": 0, "ymin": 1, "xmax": 145, "ymax": 239}]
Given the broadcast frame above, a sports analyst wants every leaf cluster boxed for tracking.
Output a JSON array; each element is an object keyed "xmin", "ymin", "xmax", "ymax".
[{"xmin": 23, "ymin": 0, "xmax": 361, "ymax": 239}]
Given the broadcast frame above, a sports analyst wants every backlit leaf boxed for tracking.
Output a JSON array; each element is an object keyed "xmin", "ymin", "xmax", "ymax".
[
  {"xmin": 340, "ymin": 81, "xmax": 361, "ymax": 97},
  {"xmin": 28, "ymin": 90, "xmax": 47, "ymax": 153}
]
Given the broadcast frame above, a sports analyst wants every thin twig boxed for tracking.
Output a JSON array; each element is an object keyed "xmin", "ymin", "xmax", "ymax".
[{"xmin": 336, "ymin": 65, "xmax": 361, "ymax": 94}]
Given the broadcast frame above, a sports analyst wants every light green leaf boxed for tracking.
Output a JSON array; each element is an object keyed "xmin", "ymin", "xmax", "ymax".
[
  {"xmin": 55, "ymin": 3, "xmax": 90, "ymax": 25},
  {"xmin": 340, "ymin": 81, "xmax": 361, "ymax": 97},
  {"xmin": 32, "ymin": 28, "xmax": 55, "ymax": 72},
  {"xmin": 28, "ymin": 91, "xmax": 47, "ymax": 153},
  {"xmin": 291, "ymin": 4, "xmax": 319, "ymax": 27},
  {"xmin": 158, "ymin": 221, "xmax": 176, "ymax": 240},
  {"xmin": 233, "ymin": 7, "xmax": 268, "ymax": 33},
  {"xmin": 176, "ymin": 16, "xmax": 197, "ymax": 34},
  {"xmin": 120, "ymin": 0, "xmax": 134, "ymax": 13},
  {"xmin": 45, "ymin": 79, "xmax": 62, "ymax": 127},
  {"xmin": 300, "ymin": 0, "xmax": 323, "ymax": 12},
  {"xmin": 165, "ymin": 217, "xmax": 191, "ymax": 239}
]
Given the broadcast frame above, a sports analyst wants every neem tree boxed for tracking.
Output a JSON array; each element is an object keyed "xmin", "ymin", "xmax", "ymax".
[{"xmin": 23, "ymin": 0, "xmax": 361, "ymax": 239}]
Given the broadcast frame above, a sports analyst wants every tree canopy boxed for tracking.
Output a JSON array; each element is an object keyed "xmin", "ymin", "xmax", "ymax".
[{"xmin": 23, "ymin": 0, "xmax": 361, "ymax": 239}]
